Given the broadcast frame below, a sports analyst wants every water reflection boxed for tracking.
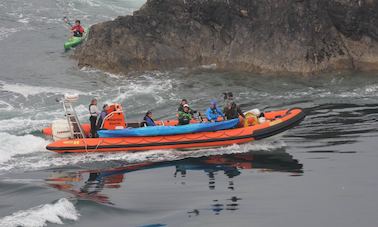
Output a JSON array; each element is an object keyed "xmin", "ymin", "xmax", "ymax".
[
  {"xmin": 296, "ymin": 103, "xmax": 378, "ymax": 141},
  {"xmin": 46, "ymin": 150, "xmax": 302, "ymax": 209}
]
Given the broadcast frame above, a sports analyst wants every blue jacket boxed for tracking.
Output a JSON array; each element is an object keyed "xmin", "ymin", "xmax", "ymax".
[
  {"xmin": 144, "ymin": 116, "xmax": 156, "ymax": 126},
  {"xmin": 99, "ymin": 111, "xmax": 107, "ymax": 121},
  {"xmin": 205, "ymin": 107, "xmax": 225, "ymax": 121}
]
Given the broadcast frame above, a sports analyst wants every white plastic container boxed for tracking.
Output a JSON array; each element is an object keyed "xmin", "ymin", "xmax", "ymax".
[
  {"xmin": 52, "ymin": 119, "xmax": 73, "ymax": 141},
  {"xmin": 250, "ymin": 108, "xmax": 261, "ymax": 116}
]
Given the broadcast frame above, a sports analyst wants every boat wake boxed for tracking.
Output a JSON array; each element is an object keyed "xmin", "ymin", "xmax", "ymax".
[
  {"xmin": 0, "ymin": 135, "xmax": 285, "ymax": 174},
  {"xmin": 0, "ymin": 132, "xmax": 47, "ymax": 167}
]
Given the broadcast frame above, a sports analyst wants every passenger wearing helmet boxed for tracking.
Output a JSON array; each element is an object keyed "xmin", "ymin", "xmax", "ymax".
[
  {"xmin": 178, "ymin": 104, "xmax": 193, "ymax": 125},
  {"xmin": 178, "ymin": 99, "xmax": 196, "ymax": 116},
  {"xmin": 205, "ymin": 100, "xmax": 225, "ymax": 122},
  {"xmin": 178, "ymin": 99, "xmax": 188, "ymax": 112}
]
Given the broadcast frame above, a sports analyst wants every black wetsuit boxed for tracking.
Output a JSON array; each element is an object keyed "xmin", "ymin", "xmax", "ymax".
[{"xmin": 224, "ymin": 102, "xmax": 245, "ymax": 120}]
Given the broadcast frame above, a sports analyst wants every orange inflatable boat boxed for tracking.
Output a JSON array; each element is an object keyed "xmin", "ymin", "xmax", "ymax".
[{"xmin": 42, "ymin": 95, "xmax": 305, "ymax": 153}]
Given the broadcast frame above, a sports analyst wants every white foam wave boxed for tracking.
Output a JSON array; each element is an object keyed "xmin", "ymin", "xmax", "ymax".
[
  {"xmin": 261, "ymin": 83, "xmax": 378, "ymax": 101},
  {"xmin": 348, "ymin": 84, "xmax": 378, "ymax": 97},
  {"xmin": 80, "ymin": 69, "xmax": 177, "ymax": 105},
  {"xmin": 105, "ymin": 75, "xmax": 177, "ymax": 104},
  {"xmin": 72, "ymin": 0, "xmax": 136, "ymax": 14},
  {"xmin": 80, "ymin": 69, "xmax": 178, "ymax": 103},
  {"xmin": 0, "ymin": 118, "xmax": 51, "ymax": 134},
  {"xmin": 17, "ymin": 18, "xmax": 30, "ymax": 24},
  {"xmin": 76, "ymin": 0, "xmax": 101, "ymax": 7},
  {"xmin": 80, "ymin": 66, "xmax": 102, "ymax": 74},
  {"xmin": 0, "ymin": 100, "xmax": 14, "ymax": 111},
  {"xmin": 200, "ymin": 63, "xmax": 217, "ymax": 69},
  {"xmin": 0, "ymin": 81, "xmax": 86, "ymax": 98},
  {"xmin": 1, "ymin": 139, "xmax": 285, "ymax": 173},
  {"xmin": 17, "ymin": 14, "xmax": 30, "ymax": 24},
  {"xmin": 104, "ymin": 72, "xmax": 122, "ymax": 79},
  {"xmin": 0, "ymin": 27, "xmax": 19, "ymax": 41},
  {"xmin": 0, "ymin": 198, "xmax": 79, "ymax": 227},
  {"xmin": 104, "ymin": 4, "xmax": 135, "ymax": 15},
  {"xmin": 0, "ymin": 133, "xmax": 47, "ymax": 165}
]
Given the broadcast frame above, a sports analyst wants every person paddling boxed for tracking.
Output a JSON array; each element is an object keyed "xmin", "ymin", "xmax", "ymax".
[
  {"xmin": 89, "ymin": 99, "xmax": 99, "ymax": 138},
  {"xmin": 64, "ymin": 18, "xmax": 84, "ymax": 37}
]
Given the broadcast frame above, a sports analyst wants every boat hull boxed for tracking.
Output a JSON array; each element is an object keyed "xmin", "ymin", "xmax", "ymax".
[{"xmin": 46, "ymin": 108, "xmax": 305, "ymax": 153}]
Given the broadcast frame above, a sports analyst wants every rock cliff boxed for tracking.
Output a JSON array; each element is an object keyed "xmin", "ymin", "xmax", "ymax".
[{"xmin": 74, "ymin": 0, "xmax": 378, "ymax": 74}]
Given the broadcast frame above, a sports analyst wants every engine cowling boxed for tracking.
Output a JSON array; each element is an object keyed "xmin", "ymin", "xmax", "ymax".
[{"xmin": 51, "ymin": 119, "xmax": 73, "ymax": 141}]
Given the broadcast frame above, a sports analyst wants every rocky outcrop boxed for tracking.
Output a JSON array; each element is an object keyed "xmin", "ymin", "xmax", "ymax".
[{"xmin": 74, "ymin": 0, "xmax": 378, "ymax": 74}]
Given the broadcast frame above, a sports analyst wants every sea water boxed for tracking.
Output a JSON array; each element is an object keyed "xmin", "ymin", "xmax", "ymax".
[{"xmin": 0, "ymin": 1, "xmax": 378, "ymax": 227}]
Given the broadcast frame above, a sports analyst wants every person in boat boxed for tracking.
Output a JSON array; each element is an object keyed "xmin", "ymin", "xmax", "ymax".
[
  {"xmin": 223, "ymin": 92, "xmax": 234, "ymax": 103},
  {"xmin": 205, "ymin": 100, "xmax": 226, "ymax": 122},
  {"xmin": 224, "ymin": 101, "xmax": 245, "ymax": 120},
  {"xmin": 70, "ymin": 20, "xmax": 85, "ymax": 37},
  {"xmin": 143, "ymin": 111, "xmax": 156, "ymax": 126},
  {"xmin": 223, "ymin": 92, "xmax": 245, "ymax": 120},
  {"xmin": 96, "ymin": 104, "xmax": 109, "ymax": 130},
  {"xmin": 89, "ymin": 99, "xmax": 99, "ymax": 138},
  {"xmin": 178, "ymin": 104, "xmax": 193, "ymax": 125},
  {"xmin": 178, "ymin": 99, "xmax": 196, "ymax": 116}
]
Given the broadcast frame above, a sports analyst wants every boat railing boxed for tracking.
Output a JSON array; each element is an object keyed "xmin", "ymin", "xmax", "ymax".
[{"xmin": 100, "ymin": 110, "xmax": 125, "ymax": 129}]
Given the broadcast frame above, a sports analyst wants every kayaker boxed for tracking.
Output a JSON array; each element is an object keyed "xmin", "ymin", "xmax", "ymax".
[
  {"xmin": 205, "ymin": 100, "xmax": 226, "ymax": 122},
  {"xmin": 89, "ymin": 99, "xmax": 99, "ymax": 138},
  {"xmin": 178, "ymin": 104, "xmax": 193, "ymax": 125},
  {"xmin": 143, "ymin": 111, "xmax": 156, "ymax": 126},
  {"xmin": 70, "ymin": 20, "xmax": 84, "ymax": 37},
  {"xmin": 96, "ymin": 104, "xmax": 109, "ymax": 130}
]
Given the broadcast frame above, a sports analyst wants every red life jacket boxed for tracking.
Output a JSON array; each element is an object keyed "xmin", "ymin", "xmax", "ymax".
[{"xmin": 71, "ymin": 25, "xmax": 84, "ymax": 35}]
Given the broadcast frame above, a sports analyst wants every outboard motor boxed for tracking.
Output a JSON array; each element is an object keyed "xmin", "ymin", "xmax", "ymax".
[
  {"xmin": 51, "ymin": 94, "xmax": 85, "ymax": 141},
  {"xmin": 51, "ymin": 119, "xmax": 72, "ymax": 141}
]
